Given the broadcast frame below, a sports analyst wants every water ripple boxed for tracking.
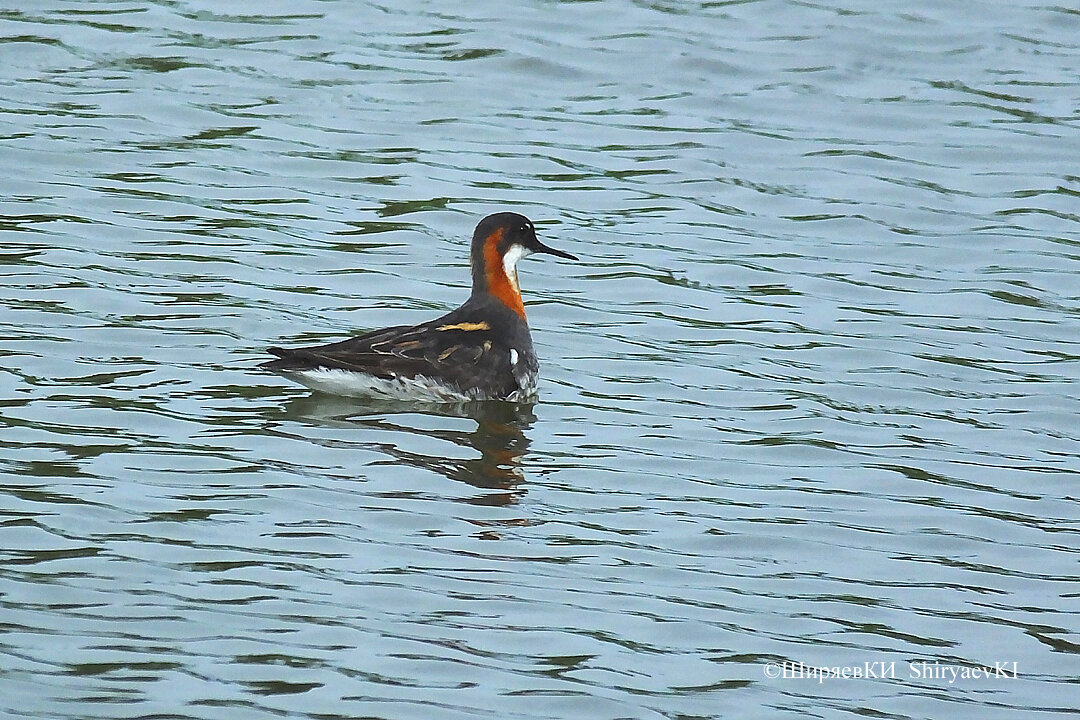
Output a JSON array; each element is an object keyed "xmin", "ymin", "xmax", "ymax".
[{"xmin": 2, "ymin": 0, "xmax": 1079, "ymax": 718}]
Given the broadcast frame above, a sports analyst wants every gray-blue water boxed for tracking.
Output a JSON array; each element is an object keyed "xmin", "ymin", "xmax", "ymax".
[{"xmin": 2, "ymin": 1, "xmax": 1078, "ymax": 718}]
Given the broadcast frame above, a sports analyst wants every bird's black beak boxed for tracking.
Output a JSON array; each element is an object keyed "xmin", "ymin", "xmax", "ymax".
[{"xmin": 533, "ymin": 239, "xmax": 578, "ymax": 261}]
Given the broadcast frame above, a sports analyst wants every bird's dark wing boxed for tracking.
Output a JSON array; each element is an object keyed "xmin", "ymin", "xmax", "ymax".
[{"xmin": 261, "ymin": 317, "xmax": 515, "ymax": 397}]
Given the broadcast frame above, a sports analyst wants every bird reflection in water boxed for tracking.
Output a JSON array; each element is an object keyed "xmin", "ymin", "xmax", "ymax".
[{"xmin": 278, "ymin": 395, "xmax": 536, "ymax": 508}]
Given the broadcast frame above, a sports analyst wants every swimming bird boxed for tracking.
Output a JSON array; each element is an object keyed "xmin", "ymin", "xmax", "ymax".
[{"xmin": 260, "ymin": 212, "xmax": 577, "ymax": 401}]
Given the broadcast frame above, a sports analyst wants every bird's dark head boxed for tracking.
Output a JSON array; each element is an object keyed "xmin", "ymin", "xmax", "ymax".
[{"xmin": 469, "ymin": 212, "xmax": 577, "ymax": 318}]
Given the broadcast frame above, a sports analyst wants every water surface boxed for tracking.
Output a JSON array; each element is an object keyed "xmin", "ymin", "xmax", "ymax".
[{"xmin": 2, "ymin": 1, "xmax": 1078, "ymax": 718}]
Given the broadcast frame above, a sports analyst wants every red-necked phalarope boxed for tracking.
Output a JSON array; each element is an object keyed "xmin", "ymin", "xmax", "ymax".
[{"xmin": 260, "ymin": 212, "xmax": 578, "ymax": 401}]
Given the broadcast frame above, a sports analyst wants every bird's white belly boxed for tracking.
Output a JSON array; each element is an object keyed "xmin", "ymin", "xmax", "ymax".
[{"xmin": 288, "ymin": 368, "xmax": 484, "ymax": 402}]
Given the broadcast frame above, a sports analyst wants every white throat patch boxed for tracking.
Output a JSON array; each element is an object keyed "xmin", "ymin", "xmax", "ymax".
[{"xmin": 502, "ymin": 244, "xmax": 532, "ymax": 294}]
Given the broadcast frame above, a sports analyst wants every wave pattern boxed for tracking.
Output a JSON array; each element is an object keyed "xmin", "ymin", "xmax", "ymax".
[{"xmin": 1, "ymin": 1, "xmax": 1078, "ymax": 718}]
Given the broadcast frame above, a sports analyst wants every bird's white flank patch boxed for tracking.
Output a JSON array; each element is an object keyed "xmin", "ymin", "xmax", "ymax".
[
  {"xmin": 509, "ymin": 348, "xmax": 519, "ymax": 366},
  {"xmin": 285, "ymin": 367, "xmax": 537, "ymax": 402},
  {"xmin": 290, "ymin": 368, "xmax": 483, "ymax": 402}
]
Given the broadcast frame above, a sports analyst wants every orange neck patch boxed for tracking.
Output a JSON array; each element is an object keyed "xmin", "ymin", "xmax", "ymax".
[{"xmin": 483, "ymin": 228, "xmax": 526, "ymax": 320}]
